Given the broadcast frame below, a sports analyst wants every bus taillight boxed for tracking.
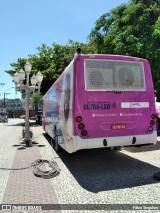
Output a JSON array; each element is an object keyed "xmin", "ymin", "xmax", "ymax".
[
  {"xmin": 78, "ymin": 123, "xmax": 85, "ymax": 130},
  {"xmin": 76, "ymin": 116, "xmax": 82, "ymax": 123},
  {"xmin": 76, "ymin": 116, "xmax": 88, "ymax": 136},
  {"xmin": 150, "ymin": 120, "xmax": 155, "ymax": 126},
  {"xmin": 151, "ymin": 114, "xmax": 156, "ymax": 119},
  {"xmin": 149, "ymin": 114, "xmax": 156, "ymax": 127}
]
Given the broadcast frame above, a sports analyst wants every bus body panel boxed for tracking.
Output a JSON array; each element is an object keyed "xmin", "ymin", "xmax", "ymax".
[
  {"xmin": 42, "ymin": 60, "xmax": 75, "ymax": 153},
  {"xmin": 73, "ymin": 55, "xmax": 156, "ymax": 139},
  {"xmin": 72, "ymin": 131, "xmax": 157, "ymax": 152},
  {"xmin": 43, "ymin": 54, "xmax": 157, "ymax": 153}
]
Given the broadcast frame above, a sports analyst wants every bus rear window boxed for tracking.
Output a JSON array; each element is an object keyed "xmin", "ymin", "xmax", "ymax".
[{"xmin": 84, "ymin": 59, "xmax": 146, "ymax": 91}]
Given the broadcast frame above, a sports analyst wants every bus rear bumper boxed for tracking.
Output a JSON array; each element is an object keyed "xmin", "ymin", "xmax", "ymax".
[{"xmin": 73, "ymin": 131, "xmax": 157, "ymax": 152}]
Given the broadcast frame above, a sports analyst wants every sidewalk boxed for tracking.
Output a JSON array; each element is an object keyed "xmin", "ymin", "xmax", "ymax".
[{"xmin": 0, "ymin": 120, "xmax": 61, "ymax": 213}]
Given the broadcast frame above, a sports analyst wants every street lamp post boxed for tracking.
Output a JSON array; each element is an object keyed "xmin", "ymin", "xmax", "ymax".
[{"xmin": 13, "ymin": 61, "xmax": 43, "ymax": 146}]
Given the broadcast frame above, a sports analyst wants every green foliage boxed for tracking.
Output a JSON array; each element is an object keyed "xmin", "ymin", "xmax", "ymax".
[
  {"xmin": 32, "ymin": 92, "xmax": 42, "ymax": 112},
  {"xmin": 6, "ymin": 41, "xmax": 95, "ymax": 95},
  {"xmin": 7, "ymin": 58, "xmax": 28, "ymax": 76},
  {"xmin": 88, "ymin": 0, "xmax": 160, "ymax": 92}
]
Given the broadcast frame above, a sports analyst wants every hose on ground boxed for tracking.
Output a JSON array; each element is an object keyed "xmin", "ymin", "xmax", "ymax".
[
  {"xmin": 0, "ymin": 159, "xmax": 60, "ymax": 179},
  {"xmin": 31, "ymin": 159, "xmax": 60, "ymax": 178}
]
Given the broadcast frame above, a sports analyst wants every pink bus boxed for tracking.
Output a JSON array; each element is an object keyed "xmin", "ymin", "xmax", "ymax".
[{"xmin": 42, "ymin": 52, "xmax": 157, "ymax": 153}]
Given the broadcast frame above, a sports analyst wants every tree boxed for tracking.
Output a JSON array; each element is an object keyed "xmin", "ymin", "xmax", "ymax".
[
  {"xmin": 5, "ymin": 41, "xmax": 95, "ymax": 95},
  {"xmin": 88, "ymin": 0, "xmax": 160, "ymax": 90},
  {"xmin": 32, "ymin": 92, "xmax": 42, "ymax": 112}
]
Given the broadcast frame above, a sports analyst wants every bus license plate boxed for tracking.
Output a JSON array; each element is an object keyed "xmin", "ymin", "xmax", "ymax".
[{"xmin": 112, "ymin": 123, "xmax": 126, "ymax": 130}]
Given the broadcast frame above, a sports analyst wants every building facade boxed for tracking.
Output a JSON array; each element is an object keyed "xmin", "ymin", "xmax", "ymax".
[{"xmin": 0, "ymin": 98, "xmax": 36, "ymax": 118}]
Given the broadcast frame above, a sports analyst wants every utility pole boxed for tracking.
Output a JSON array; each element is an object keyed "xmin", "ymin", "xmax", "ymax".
[{"xmin": 3, "ymin": 93, "xmax": 10, "ymax": 111}]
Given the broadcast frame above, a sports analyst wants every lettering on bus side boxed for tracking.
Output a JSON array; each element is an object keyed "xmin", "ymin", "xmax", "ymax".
[{"xmin": 84, "ymin": 103, "xmax": 110, "ymax": 110}]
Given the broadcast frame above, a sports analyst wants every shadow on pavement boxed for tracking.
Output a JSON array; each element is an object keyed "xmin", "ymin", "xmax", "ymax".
[
  {"xmin": 12, "ymin": 142, "xmax": 45, "ymax": 149},
  {"xmin": 123, "ymin": 141, "xmax": 160, "ymax": 153},
  {"xmin": 7, "ymin": 122, "xmax": 25, "ymax": 126},
  {"xmin": 43, "ymin": 133, "xmax": 159, "ymax": 193},
  {"xmin": 7, "ymin": 122, "xmax": 38, "ymax": 127}
]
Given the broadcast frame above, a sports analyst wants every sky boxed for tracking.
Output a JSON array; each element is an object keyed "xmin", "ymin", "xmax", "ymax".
[{"xmin": 0, "ymin": 0, "xmax": 128, "ymax": 99}]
